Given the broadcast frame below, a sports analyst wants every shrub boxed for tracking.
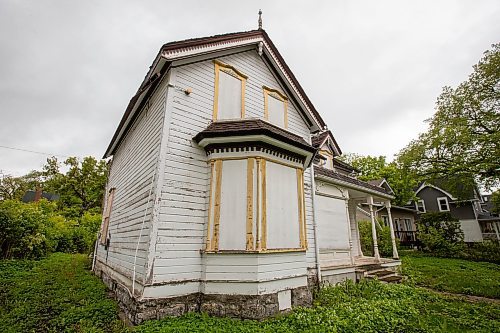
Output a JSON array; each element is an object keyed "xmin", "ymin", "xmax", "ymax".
[
  {"xmin": 0, "ymin": 200, "xmax": 101, "ymax": 259},
  {"xmin": 416, "ymin": 212, "xmax": 465, "ymax": 256},
  {"xmin": 359, "ymin": 219, "xmax": 399, "ymax": 257},
  {"xmin": 462, "ymin": 240, "xmax": 500, "ymax": 264},
  {"xmin": 0, "ymin": 200, "xmax": 50, "ymax": 259}
]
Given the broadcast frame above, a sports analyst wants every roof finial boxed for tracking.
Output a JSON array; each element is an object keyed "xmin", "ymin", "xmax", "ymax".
[{"xmin": 258, "ymin": 9, "xmax": 263, "ymax": 30}]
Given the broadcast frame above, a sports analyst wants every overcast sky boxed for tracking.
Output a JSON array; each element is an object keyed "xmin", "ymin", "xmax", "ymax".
[{"xmin": 1, "ymin": 0, "xmax": 499, "ymax": 176}]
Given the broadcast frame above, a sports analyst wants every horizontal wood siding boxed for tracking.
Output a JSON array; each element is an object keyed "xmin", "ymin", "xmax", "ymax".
[
  {"xmin": 152, "ymin": 50, "xmax": 315, "ymax": 288},
  {"xmin": 203, "ymin": 252, "xmax": 306, "ymax": 282},
  {"xmin": 96, "ymin": 78, "xmax": 168, "ymax": 284}
]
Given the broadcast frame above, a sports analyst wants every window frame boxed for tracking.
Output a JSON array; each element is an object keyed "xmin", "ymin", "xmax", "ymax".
[
  {"xmin": 437, "ymin": 196, "xmax": 450, "ymax": 212},
  {"xmin": 213, "ymin": 60, "xmax": 247, "ymax": 121},
  {"xmin": 416, "ymin": 199, "xmax": 426, "ymax": 213},
  {"xmin": 263, "ymin": 86, "xmax": 288, "ymax": 128},
  {"xmin": 319, "ymin": 149, "xmax": 334, "ymax": 169}
]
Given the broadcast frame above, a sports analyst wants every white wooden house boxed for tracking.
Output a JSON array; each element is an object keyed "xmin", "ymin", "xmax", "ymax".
[{"xmin": 94, "ymin": 29, "xmax": 401, "ymax": 324}]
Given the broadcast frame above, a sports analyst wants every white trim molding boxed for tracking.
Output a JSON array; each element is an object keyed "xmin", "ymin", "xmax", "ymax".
[
  {"xmin": 415, "ymin": 199, "xmax": 426, "ymax": 213},
  {"xmin": 437, "ymin": 197, "xmax": 450, "ymax": 212}
]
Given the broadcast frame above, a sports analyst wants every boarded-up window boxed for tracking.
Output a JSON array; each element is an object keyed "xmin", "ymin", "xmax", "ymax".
[
  {"xmin": 316, "ymin": 195, "xmax": 350, "ymax": 250},
  {"xmin": 264, "ymin": 87, "xmax": 288, "ymax": 128},
  {"xmin": 213, "ymin": 60, "xmax": 247, "ymax": 120},
  {"xmin": 265, "ymin": 161, "xmax": 302, "ymax": 249},
  {"xmin": 100, "ymin": 188, "xmax": 115, "ymax": 245},
  {"xmin": 218, "ymin": 159, "xmax": 247, "ymax": 250}
]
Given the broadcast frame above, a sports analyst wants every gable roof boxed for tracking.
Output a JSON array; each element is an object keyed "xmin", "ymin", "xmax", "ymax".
[
  {"xmin": 311, "ymin": 130, "xmax": 342, "ymax": 156},
  {"xmin": 415, "ymin": 183, "xmax": 457, "ymax": 200},
  {"xmin": 367, "ymin": 178, "xmax": 395, "ymax": 195},
  {"xmin": 104, "ymin": 29, "xmax": 328, "ymax": 158},
  {"xmin": 332, "ymin": 158, "xmax": 359, "ymax": 174}
]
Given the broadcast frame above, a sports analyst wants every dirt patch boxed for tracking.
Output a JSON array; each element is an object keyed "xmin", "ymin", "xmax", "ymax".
[{"xmin": 421, "ymin": 287, "xmax": 500, "ymax": 304}]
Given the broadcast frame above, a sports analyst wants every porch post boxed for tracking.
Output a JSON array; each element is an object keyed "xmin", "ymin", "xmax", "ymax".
[
  {"xmin": 344, "ymin": 200, "xmax": 355, "ymax": 264},
  {"xmin": 349, "ymin": 199, "xmax": 363, "ymax": 257},
  {"xmin": 368, "ymin": 196, "xmax": 380, "ymax": 261},
  {"xmin": 493, "ymin": 222, "xmax": 500, "ymax": 242},
  {"xmin": 385, "ymin": 201, "xmax": 399, "ymax": 259}
]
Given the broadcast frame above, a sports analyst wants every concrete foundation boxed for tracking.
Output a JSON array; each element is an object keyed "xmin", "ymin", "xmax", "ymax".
[{"xmin": 96, "ymin": 266, "xmax": 314, "ymax": 324}]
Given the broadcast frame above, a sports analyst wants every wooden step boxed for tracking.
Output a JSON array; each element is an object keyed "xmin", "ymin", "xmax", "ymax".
[
  {"xmin": 379, "ymin": 275, "xmax": 403, "ymax": 283},
  {"xmin": 370, "ymin": 269, "xmax": 394, "ymax": 277}
]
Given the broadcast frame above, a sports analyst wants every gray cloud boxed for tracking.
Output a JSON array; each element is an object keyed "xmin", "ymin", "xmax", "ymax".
[{"xmin": 1, "ymin": 0, "xmax": 499, "ymax": 175}]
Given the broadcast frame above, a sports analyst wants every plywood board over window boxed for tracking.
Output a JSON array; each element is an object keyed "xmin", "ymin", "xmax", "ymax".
[
  {"xmin": 213, "ymin": 60, "xmax": 247, "ymax": 121},
  {"xmin": 100, "ymin": 187, "xmax": 116, "ymax": 245},
  {"xmin": 218, "ymin": 159, "xmax": 248, "ymax": 250},
  {"xmin": 263, "ymin": 86, "xmax": 288, "ymax": 128},
  {"xmin": 265, "ymin": 161, "xmax": 301, "ymax": 249}
]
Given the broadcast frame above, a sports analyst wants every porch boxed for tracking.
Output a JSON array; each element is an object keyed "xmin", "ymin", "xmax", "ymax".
[
  {"xmin": 320, "ymin": 256, "xmax": 402, "ymax": 285},
  {"xmin": 314, "ymin": 166, "xmax": 403, "ymax": 285},
  {"xmin": 478, "ymin": 218, "xmax": 500, "ymax": 241}
]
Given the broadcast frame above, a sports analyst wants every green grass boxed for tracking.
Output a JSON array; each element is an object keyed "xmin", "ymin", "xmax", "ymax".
[
  {"xmin": 1, "ymin": 253, "xmax": 499, "ymax": 332},
  {"xmin": 0, "ymin": 253, "xmax": 125, "ymax": 332},
  {"xmin": 402, "ymin": 251, "xmax": 500, "ymax": 298}
]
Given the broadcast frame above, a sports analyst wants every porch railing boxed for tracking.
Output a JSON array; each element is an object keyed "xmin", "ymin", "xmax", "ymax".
[
  {"xmin": 482, "ymin": 233, "xmax": 500, "ymax": 241},
  {"xmin": 395, "ymin": 230, "xmax": 419, "ymax": 246}
]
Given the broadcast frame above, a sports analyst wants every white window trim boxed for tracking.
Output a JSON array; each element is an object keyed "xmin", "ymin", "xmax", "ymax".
[
  {"xmin": 437, "ymin": 196, "xmax": 450, "ymax": 212},
  {"xmin": 213, "ymin": 60, "xmax": 247, "ymax": 121},
  {"xmin": 263, "ymin": 85, "xmax": 288, "ymax": 129},
  {"xmin": 416, "ymin": 199, "xmax": 426, "ymax": 213}
]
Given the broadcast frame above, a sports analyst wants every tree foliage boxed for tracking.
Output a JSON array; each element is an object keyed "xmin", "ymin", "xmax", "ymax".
[
  {"xmin": 398, "ymin": 43, "xmax": 500, "ymax": 191},
  {"xmin": 340, "ymin": 154, "xmax": 418, "ymax": 206},
  {"xmin": 42, "ymin": 156, "xmax": 108, "ymax": 218},
  {"xmin": 0, "ymin": 171, "xmax": 43, "ymax": 201},
  {"xmin": 491, "ymin": 190, "xmax": 500, "ymax": 215}
]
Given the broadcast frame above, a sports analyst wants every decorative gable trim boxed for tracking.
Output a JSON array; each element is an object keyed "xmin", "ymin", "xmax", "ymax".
[
  {"xmin": 415, "ymin": 183, "xmax": 457, "ymax": 200},
  {"xmin": 379, "ymin": 179, "xmax": 395, "ymax": 195}
]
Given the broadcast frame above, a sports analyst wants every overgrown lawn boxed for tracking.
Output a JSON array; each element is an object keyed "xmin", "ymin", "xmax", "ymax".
[
  {"xmin": 1, "ymin": 253, "xmax": 499, "ymax": 332},
  {"xmin": 402, "ymin": 251, "xmax": 500, "ymax": 298}
]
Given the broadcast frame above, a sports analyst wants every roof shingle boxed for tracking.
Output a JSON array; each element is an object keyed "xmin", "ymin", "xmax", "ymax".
[
  {"xmin": 314, "ymin": 166, "xmax": 391, "ymax": 196},
  {"xmin": 193, "ymin": 119, "xmax": 316, "ymax": 153}
]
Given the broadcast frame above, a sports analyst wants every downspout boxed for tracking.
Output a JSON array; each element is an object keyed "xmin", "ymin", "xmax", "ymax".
[{"xmin": 310, "ymin": 166, "xmax": 322, "ymax": 285}]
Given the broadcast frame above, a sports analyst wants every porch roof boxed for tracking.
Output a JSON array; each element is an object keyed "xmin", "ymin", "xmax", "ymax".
[{"xmin": 314, "ymin": 166, "xmax": 394, "ymax": 200}]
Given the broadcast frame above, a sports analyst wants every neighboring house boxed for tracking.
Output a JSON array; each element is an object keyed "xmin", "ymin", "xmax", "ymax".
[
  {"xmin": 21, "ymin": 189, "xmax": 59, "ymax": 203},
  {"xmin": 357, "ymin": 179, "xmax": 419, "ymax": 247},
  {"xmin": 481, "ymin": 194, "xmax": 499, "ymax": 217},
  {"xmin": 94, "ymin": 28, "xmax": 401, "ymax": 324},
  {"xmin": 405, "ymin": 182, "xmax": 500, "ymax": 242},
  {"xmin": 478, "ymin": 194, "xmax": 500, "ymax": 241}
]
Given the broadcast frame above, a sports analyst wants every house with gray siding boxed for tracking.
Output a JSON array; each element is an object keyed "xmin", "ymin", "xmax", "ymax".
[
  {"xmin": 94, "ymin": 28, "xmax": 402, "ymax": 324},
  {"xmin": 406, "ymin": 182, "xmax": 500, "ymax": 242}
]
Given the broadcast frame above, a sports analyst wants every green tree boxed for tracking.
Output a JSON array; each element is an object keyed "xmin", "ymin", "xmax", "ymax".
[
  {"xmin": 340, "ymin": 154, "xmax": 418, "ymax": 206},
  {"xmin": 43, "ymin": 156, "xmax": 108, "ymax": 218},
  {"xmin": 0, "ymin": 171, "xmax": 43, "ymax": 201},
  {"xmin": 398, "ymin": 43, "xmax": 500, "ymax": 191},
  {"xmin": 491, "ymin": 190, "xmax": 500, "ymax": 215}
]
